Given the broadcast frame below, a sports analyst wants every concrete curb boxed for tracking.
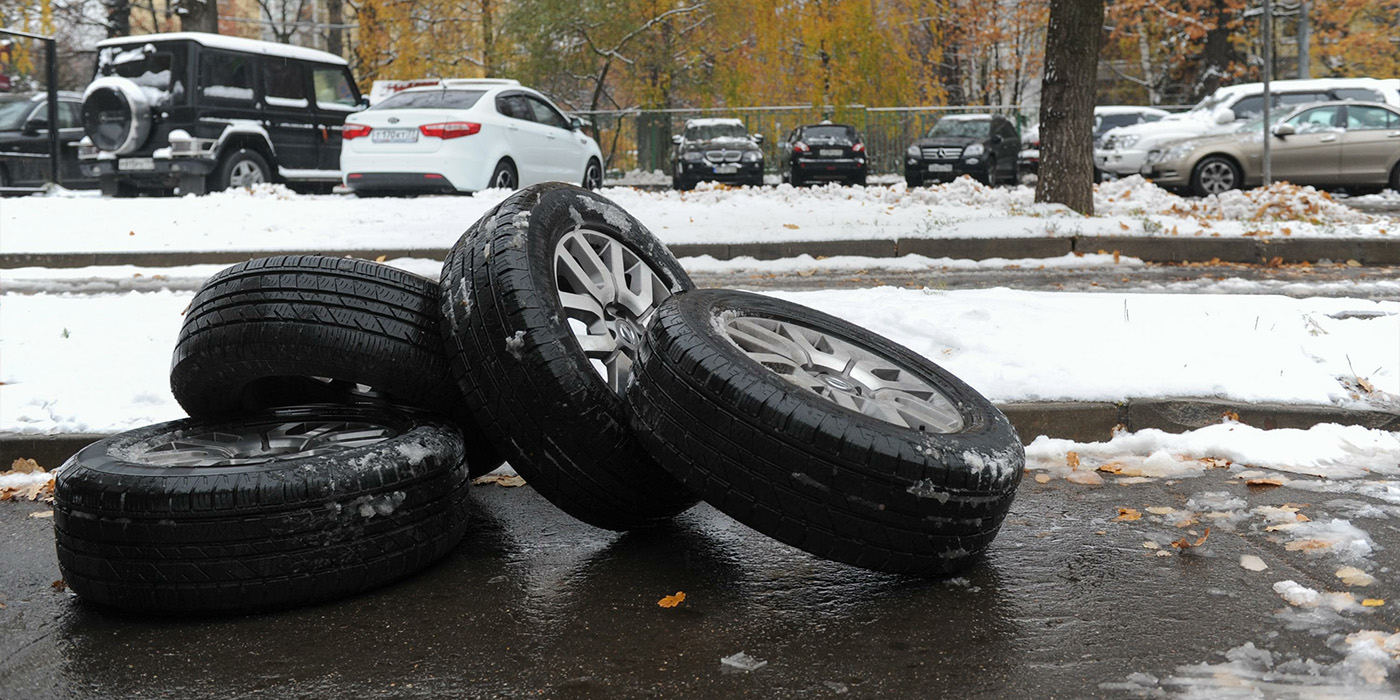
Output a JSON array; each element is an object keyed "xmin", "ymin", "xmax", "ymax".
[
  {"xmin": 2, "ymin": 236, "xmax": 1397, "ymax": 269},
  {"xmin": 6, "ymin": 399, "xmax": 1395, "ymax": 470}
]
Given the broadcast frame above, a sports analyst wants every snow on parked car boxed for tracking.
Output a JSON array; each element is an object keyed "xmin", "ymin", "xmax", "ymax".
[{"xmin": 340, "ymin": 79, "xmax": 603, "ymax": 196}]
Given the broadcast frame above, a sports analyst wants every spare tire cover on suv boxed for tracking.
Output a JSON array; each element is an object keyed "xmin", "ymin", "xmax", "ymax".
[{"xmin": 82, "ymin": 76, "xmax": 152, "ymax": 155}]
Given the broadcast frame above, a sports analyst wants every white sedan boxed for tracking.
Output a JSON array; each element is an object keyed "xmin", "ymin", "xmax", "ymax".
[{"xmin": 341, "ymin": 79, "xmax": 603, "ymax": 195}]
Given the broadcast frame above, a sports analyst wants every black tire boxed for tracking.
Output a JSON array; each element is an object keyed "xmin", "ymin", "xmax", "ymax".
[
  {"xmin": 979, "ymin": 157, "xmax": 997, "ymax": 186},
  {"xmin": 170, "ymin": 254, "xmax": 502, "ymax": 475},
  {"xmin": 213, "ymin": 148, "xmax": 271, "ymax": 191},
  {"xmin": 582, "ymin": 158, "xmax": 603, "ymax": 190},
  {"xmin": 1191, "ymin": 156, "xmax": 1241, "ymax": 197},
  {"xmin": 439, "ymin": 183, "xmax": 699, "ymax": 531},
  {"xmin": 1389, "ymin": 163, "xmax": 1400, "ymax": 193},
  {"xmin": 851, "ymin": 173, "xmax": 867, "ymax": 187},
  {"xmin": 490, "ymin": 159, "xmax": 517, "ymax": 190},
  {"xmin": 905, "ymin": 173, "xmax": 922, "ymax": 188},
  {"xmin": 53, "ymin": 404, "xmax": 470, "ymax": 615},
  {"xmin": 790, "ymin": 172, "xmax": 805, "ymax": 187},
  {"xmin": 626, "ymin": 289, "xmax": 1025, "ymax": 575},
  {"xmin": 98, "ymin": 175, "xmax": 137, "ymax": 198}
]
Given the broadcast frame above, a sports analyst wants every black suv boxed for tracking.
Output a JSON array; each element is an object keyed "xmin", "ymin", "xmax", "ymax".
[
  {"xmin": 0, "ymin": 91, "xmax": 96, "ymax": 190},
  {"xmin": 670, "ymin": 118, "xmax": 764, "ymax": 190},
  {"xmin": 904, "ymin": 114, "xmax": 1019, "ymax": 187},
  {"xmin": 79, "ymin": 32, "xmax": 362, "ymax": 196},
  {"xmin": 780, "ymin": 121, "xmax": 866, "ymax": 186}
]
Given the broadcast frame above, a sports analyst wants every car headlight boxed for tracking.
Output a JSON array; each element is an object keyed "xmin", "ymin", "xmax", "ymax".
[
  {"xmin": 741, "ymin": 150, "xmax": 762, "ymax": 163},
  {"xmin": 1159, "ymin": 144, "xmax": 1195, "ymax": 163},
  {"xmin": 1114, "ymin": 135, "xmax": 1140, "ymax": 149},
  {"xmin": 962, "ymin": 144, "xmax": 985, "ymax": 158},
  {"xmin": 906, "ymin": 145, "xmax": 920, "ymax": 158},
  {"xmin": 683, "ymin": 151, "xmax": 704, "ymax": 162}
]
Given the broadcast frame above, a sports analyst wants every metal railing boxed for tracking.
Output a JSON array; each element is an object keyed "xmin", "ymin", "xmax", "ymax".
[{"xmin": 573, "ymin": 105, "xmax": 1028, "ymax": 176}]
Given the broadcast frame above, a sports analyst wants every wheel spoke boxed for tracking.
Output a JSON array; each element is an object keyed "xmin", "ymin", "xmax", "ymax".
[{"xmin": 131, "ymin": 419, "xmax": 395, "ymax": 467}]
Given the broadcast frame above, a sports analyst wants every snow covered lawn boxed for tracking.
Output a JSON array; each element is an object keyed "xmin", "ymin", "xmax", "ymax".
[
  {"xmin": 2, "ymin": 280, "xmax": 1394, "ymax": 436},
  {"xmin": 2, "ymin": 177, "xmax": 1391, "ymax": 256}
]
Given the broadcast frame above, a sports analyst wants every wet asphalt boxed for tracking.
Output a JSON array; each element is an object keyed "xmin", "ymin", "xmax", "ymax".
[{"xmin": 2, "ymin": 466, "xmax": 1396, "ymax": 699}]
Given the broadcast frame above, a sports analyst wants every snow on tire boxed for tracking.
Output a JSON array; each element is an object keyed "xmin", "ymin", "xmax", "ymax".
[
  {"xmin": 626, "ymin": 289, "xmax": 1025, "ymax": 575},
  {"xmin": 170, "ymin": 254, "xmax": 502, "ymax": 475},
  {"xmin": 439, "ymin": 182, "xmax": 699, "ymax": 531},
  {"xmin": 53, "ymin": 404, "xmax": 469, "ymax": 615}
]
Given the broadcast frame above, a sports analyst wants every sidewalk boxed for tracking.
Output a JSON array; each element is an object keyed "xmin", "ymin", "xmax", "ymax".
[
  {"xmin": 6, "ymin": 397, "xmax": 1396, "ymax": 470},
  {"xmin": 3, "ymin": 235, "xmax": 1398, "ymax": 269}
]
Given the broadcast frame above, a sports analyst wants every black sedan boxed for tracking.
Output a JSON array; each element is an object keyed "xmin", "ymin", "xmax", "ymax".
[
  {"xmin": 0, "ymin": 92, "xmax": 95, "ymax": 190},
  {"xmin": 780, "ymin": 122, "xmax": 867, "ymax": 186},
  {"xmin": 904, "ymin": 114, "xmax": 1019, "ymax": 187}
]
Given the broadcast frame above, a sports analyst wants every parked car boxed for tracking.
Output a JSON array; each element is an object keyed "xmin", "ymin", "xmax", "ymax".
[
  {"xmin": 1018, "ymin": 105, "xmax": 1170, "ymax": 179},
  {"xmin": 341, "ymin": 79, "xmax": 603, "ymax": 195},
  {"xmin": 1095, "ymin": 77, "xmax": 1400, "ymax": 179},
  {"xmin": 78, "ymin": 32, "xmax": 362, "ymax": 196},
  {"xmin": 1140, "ymin": 101, "xmax": 1400, "ymax": 196},
  {"xmin": 670, "ymin": 118, "xmax": 764, "ymax": 190},
  {"xmin": 779, "ymin": 121, "xmax": 867, "ymax": 186},
  {"xmin": 0, "ymin": 91, "xmax": 96, "ymax": 190},
  {"xmin": 905, "ymin": 113, "xmax": 1019, "ymax": 187}
]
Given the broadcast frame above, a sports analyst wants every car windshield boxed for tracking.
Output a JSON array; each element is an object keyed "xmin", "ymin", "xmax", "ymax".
[
  {"xmin": 372, "ymin": 89, "xmax": 485, "ymax": 110},
  {"xmin": 0, "ymin": 100, "xmax": 33, "ymax": 130},
  {"xmin": 802, "ymin": 125, "xmax": 854, "ymax": 140},
  {"xmin": 686, "ymin": 122, "xmax": 748, "ymax": 140},
  {"xmin": 926, "ymin": 119, "xmax": 989, "ymax": 138},
  {"xmin": 1187, "ymin": 92, "xmax": 1230, "ymax": 115}
]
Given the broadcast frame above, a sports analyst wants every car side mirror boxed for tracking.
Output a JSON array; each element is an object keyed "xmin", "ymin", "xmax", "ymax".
[
  {"xmin": 569, "ymin": 117, "xmax": 583, "ymax": 131},
  {"xmin": 358, "ymin": 96, "xmax": 370, "ymax": 109},
  {"xmin": 1272, "ymin": 123, "xmax": 1296, "ymax": 138},
  {"xmin": 752, "ymin": 133, "xmax": 764, "ymax": 144},
  {"xmin": 672, "ymin": 134, "xmax": 683, "ymax": 145},
  {"xmin": 1214, "ymin": 109, "xmax": 1235, "ymax": 125},
  {"xmin": 22, "ymin": 118, "xmax": 46, "ymax": 135}
]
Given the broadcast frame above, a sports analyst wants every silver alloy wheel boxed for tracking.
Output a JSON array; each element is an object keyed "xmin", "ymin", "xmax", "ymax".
[
  {"xmin": 1198, "ymin": 160, "xmax": 1236, "ymax": 194},
  {"xmin": 584, "ymin": 161, "xmax": 602, "ymax": 189},
  {"xmin": 720, "ymin": 316, "xmax": 965, "ymax": 433},
  {"xmin": 228, "ymin": 158, "xmax": 267, "ymax": 188},
  {"xmin": 494, "ymin": 167, "xmax": 514, "ymax": 189},
  {"xmin": 130, "ymin": 419, "xmax": 397, "ymax": 467},
  {"xmin": 554, "ymin": 228, "xmax": 672, "ymax": 394}
]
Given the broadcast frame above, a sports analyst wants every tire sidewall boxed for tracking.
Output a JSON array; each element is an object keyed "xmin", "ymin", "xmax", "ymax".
[
  {"xmin": 217, "ymin": 148, "xmax": 271, "ymax": 191},
  {"xmin": 1192, "ymin": 156, "xmax": 1238, "ymax": 197},
  {"xmin": 651, "ymin": 289, "xmax": 1023, "ymax": 487},
  {"xmin": 491, "ymin": 160, "xmax": 517, "ymax": 190}
]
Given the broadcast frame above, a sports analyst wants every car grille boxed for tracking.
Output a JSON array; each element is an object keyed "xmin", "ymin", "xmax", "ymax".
[
  {"xmin": 921, "ymin": 147, "xmax": 962, "ymax": 160},
  {"xmin": 705, "ymin": 150, "xmax": 742, "ymax": 162}
]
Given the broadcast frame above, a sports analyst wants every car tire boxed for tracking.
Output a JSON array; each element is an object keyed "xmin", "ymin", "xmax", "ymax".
[
  {"xmin": 905, "ymin": 173, "xmax": 923, "ymax": 188},
  {"xmin": 438, "ymin": 183, "xmax": 699, "ymax": 531},
  {"xmin": 851, "ymin": 173, "xmax": 867, "ymax": 187},
  {"xmin": 582, "ymin": 158, "xmax": 603, "ymax": 190},
  {"xmin": 979, "ymin": 156, "xmax": 997, "ymax": 186},
  {"xmin": 490, "ymin": 159, "xmax": 517, "ymax": 190},
  {"xmin": 626, "ymin": 289, "xmax": 1025, "ymax": 575},
  {"xmin": 1191, "ymin": 156, "xmax": 1241, "ymax": 197},
  {"xmin": 214, "ymin": 148, "xmax": 271, "ymax": 191},
  {"xmin": 53, "ymin": 404, "xmax": 470, "ymax": 615},
  {"xmin": 170, "ymin": 254, "xmax": 502, "ymax": 475},
  {"xmin": 98, "ymin": 175, "xmax": 137, "ymax": 198},
  {"xmin": 1389, "ymin": 163, "xmax": 1400, "ymax": 193},
  {"xmin": 790, "ymin": 172, "xmax": 805, "ymax": 187}
]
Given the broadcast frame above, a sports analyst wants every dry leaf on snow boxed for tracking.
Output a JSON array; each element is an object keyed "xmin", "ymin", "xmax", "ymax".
[
  {"xmin": 1172, "ymin": 528, "xmax": 1210, "ymax": 549},
  {"xmin": 1362, "ymin": 599, "xmax": 1385, "ymax": 607},
  {"xmin": 1115, "ymin": 508, "xmax": 1142, "ymax": 521},
  {"xmin": 658, "ymin": 591, "xmax": 686, "ymax": 608},
  {"xmin": 1066, "ymin": 452, "xmax": 1080, "ymax": 468}
]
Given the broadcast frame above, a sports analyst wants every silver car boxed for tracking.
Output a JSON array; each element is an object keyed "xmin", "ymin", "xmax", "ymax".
[{"xmin": 1141, "ymin": 101, "xmax": 1400, "ymax": 196}]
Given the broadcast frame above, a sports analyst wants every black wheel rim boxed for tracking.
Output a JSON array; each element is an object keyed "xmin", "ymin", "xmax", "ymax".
[{"xmin": 127, "ymin": 418, "xmax": 398, "ymax": 467}]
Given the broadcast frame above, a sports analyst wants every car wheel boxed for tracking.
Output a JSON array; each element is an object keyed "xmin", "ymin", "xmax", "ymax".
[
  {"xmin": 53, "ymin": 404, "xmax": 470, "ymax": 615},
  {"xmin": 98, "ymin": 175, "xmax": 137, "ymax": 198},
  {"xmin": 490, "ymin": 159, "xmax": 517, "ymax": 190},
  {"xmin": 439, "ymin": 183, "xmax": 700, "ymax": 531},
  {"xmin": 170, "ymin": 254, "xmax": 502, "ymax": 475},
  {"xmin": 1390, "ymin": 163, "xmax": 1400, "ymax": 193},
  {"xmin": 582, "ymin": 158, "xmax": 603, "ymax": 190},
  {"xmin": 626, "ymin": 289, "xmax": 1025, "ymax": 575},
  {"xmin": 851, "ymin": 173, "xmax": 867, "ymax": 187},
  {"xmin": 790, "ymin": 172, "xmax": 805, "ymax": 187},
  {"xmin": 979, "ymin": 157, "xmax": 997, "ymax": 186},
  {"xmin": 214, "ymin": 148, "xmax": 271, "ymax": 191},
  {"xmin": 1191, "ymin": 156, "xmax": 1240, "ymax": 197},
  {"xmin": 905, "ymin": 173, "xmax": 922, "ymax": 188}
]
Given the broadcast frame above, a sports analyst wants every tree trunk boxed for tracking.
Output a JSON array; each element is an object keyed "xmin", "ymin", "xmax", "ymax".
[
  {"xmin": 1035, "ymin": 0, "xmax": 1103, "ymax": 215},
  {"xmin": 480, "ymin": 0, "xmax": 494, "ymax": 77},
  {"xmin": 106, "ymin": 0, "xmax": 131, "ymax": 37},
  {"xmin": 180, "ymin": 0, "xmax": 219, "ymax": 33},
  {"xmin": 326, "ymin": 0, "xmax": 343, "ymax": 56}
]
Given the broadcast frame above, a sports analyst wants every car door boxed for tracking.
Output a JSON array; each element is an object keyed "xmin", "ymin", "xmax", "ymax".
[
  {"xmin": 6, "ymin": 101, "xmax": 50, "ymax": 185},
  {"xmin": 524, "ymin": 94, "xmax": 583, "ymax": 182},
  {"xmin": 1339, "ymin": 104, "xmax": 1400, "ymax": 185},
  {"xmin": 197, "ymin": 49, "xmax": 263, "ymax": 151},
  {"xmin": 1271, "ymin": 105, "xmax": 1342, "ymax": 186},
  {"xmin": 310, "ymin": 65, "xmax": 361, "ymax": 171},
  {"xmin": 994, "ymin": 118, "xmax": 1018, "ymax": 179},
  {"xmin": 260, "ymin": 57, "xmax": 317, "ymax": 171},
  {"xmin": 57, "ymin": 99, "xmax": 92, "ymax": 185},
  {"xmin": 493, "ymin": 92, "xmax": 549, "ymax": 185}
]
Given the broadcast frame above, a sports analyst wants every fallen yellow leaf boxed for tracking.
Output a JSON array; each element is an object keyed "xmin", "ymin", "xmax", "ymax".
[
  {"xmin": 657, "ymin": 591, "xmax": 686, "ymax": 608},
  {"xmin": 1172, "ymin": 528, "xmax": 1210, "ymax": 549},
  {"xmin": 1066, "ymin": 452, "xmax": 1080, "ymax": 469},
  {"xmin": 782, "ymin": 223, "xmax": 801, "ymax": 230},
  {"xmin": 1362, "ymin": 599, "xmax": 1385, "ymax": 607},
  {"xmin": 1115, "ymin": 508, "xmax": 1142, "ymax": 521},
  {"xmin": 1033, "ymin": 474, "xmax": 1051, "ymax": 484}
]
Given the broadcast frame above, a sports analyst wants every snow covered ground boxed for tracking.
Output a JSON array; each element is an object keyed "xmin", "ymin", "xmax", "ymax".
[{"xmin": 2, "ymin": 177, "xmax": 1391, "ymax": 256}]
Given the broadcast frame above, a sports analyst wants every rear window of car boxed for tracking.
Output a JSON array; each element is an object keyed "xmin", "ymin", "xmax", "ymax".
[
  {"xmin": 1333, "ymin": 88, "xmax": 1383, "ymax": 103},
  {"xmin": 373, "ymin": 89, "xmax": 485, "ymax": 110},
  {"xmin": 801, "ymin": 125, "xmax": 855, "ymax": 140}
]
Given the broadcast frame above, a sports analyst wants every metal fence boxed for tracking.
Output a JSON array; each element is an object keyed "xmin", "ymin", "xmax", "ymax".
[{"xmin": 574, "ymin": 105, "xmax": 1028, "ymax": 177}]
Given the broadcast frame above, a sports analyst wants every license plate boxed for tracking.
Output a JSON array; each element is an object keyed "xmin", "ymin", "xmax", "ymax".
[
  {"xmin": 714, "ymin": 165, "xmax": 738, "ymax": 174},
  {"xmin": 118, "ymin": 158, "xmax": 155, "ymax": 171},
  {"xmin": 927, "ymin": 163, "xmax": 953, "ymax": 173},
  {"xmin": 372, "ymin": 128, "xmax": 418, "ymax": 144},
  {"xmin": 819, "ymin": 149, "xmax": 842, "ymax": 157}
]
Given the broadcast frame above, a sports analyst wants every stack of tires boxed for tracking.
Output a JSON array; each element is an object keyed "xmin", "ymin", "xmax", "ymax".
[{"xmin": 55, "ymin": 183, "xmax": 1025, "ymax": 615}]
